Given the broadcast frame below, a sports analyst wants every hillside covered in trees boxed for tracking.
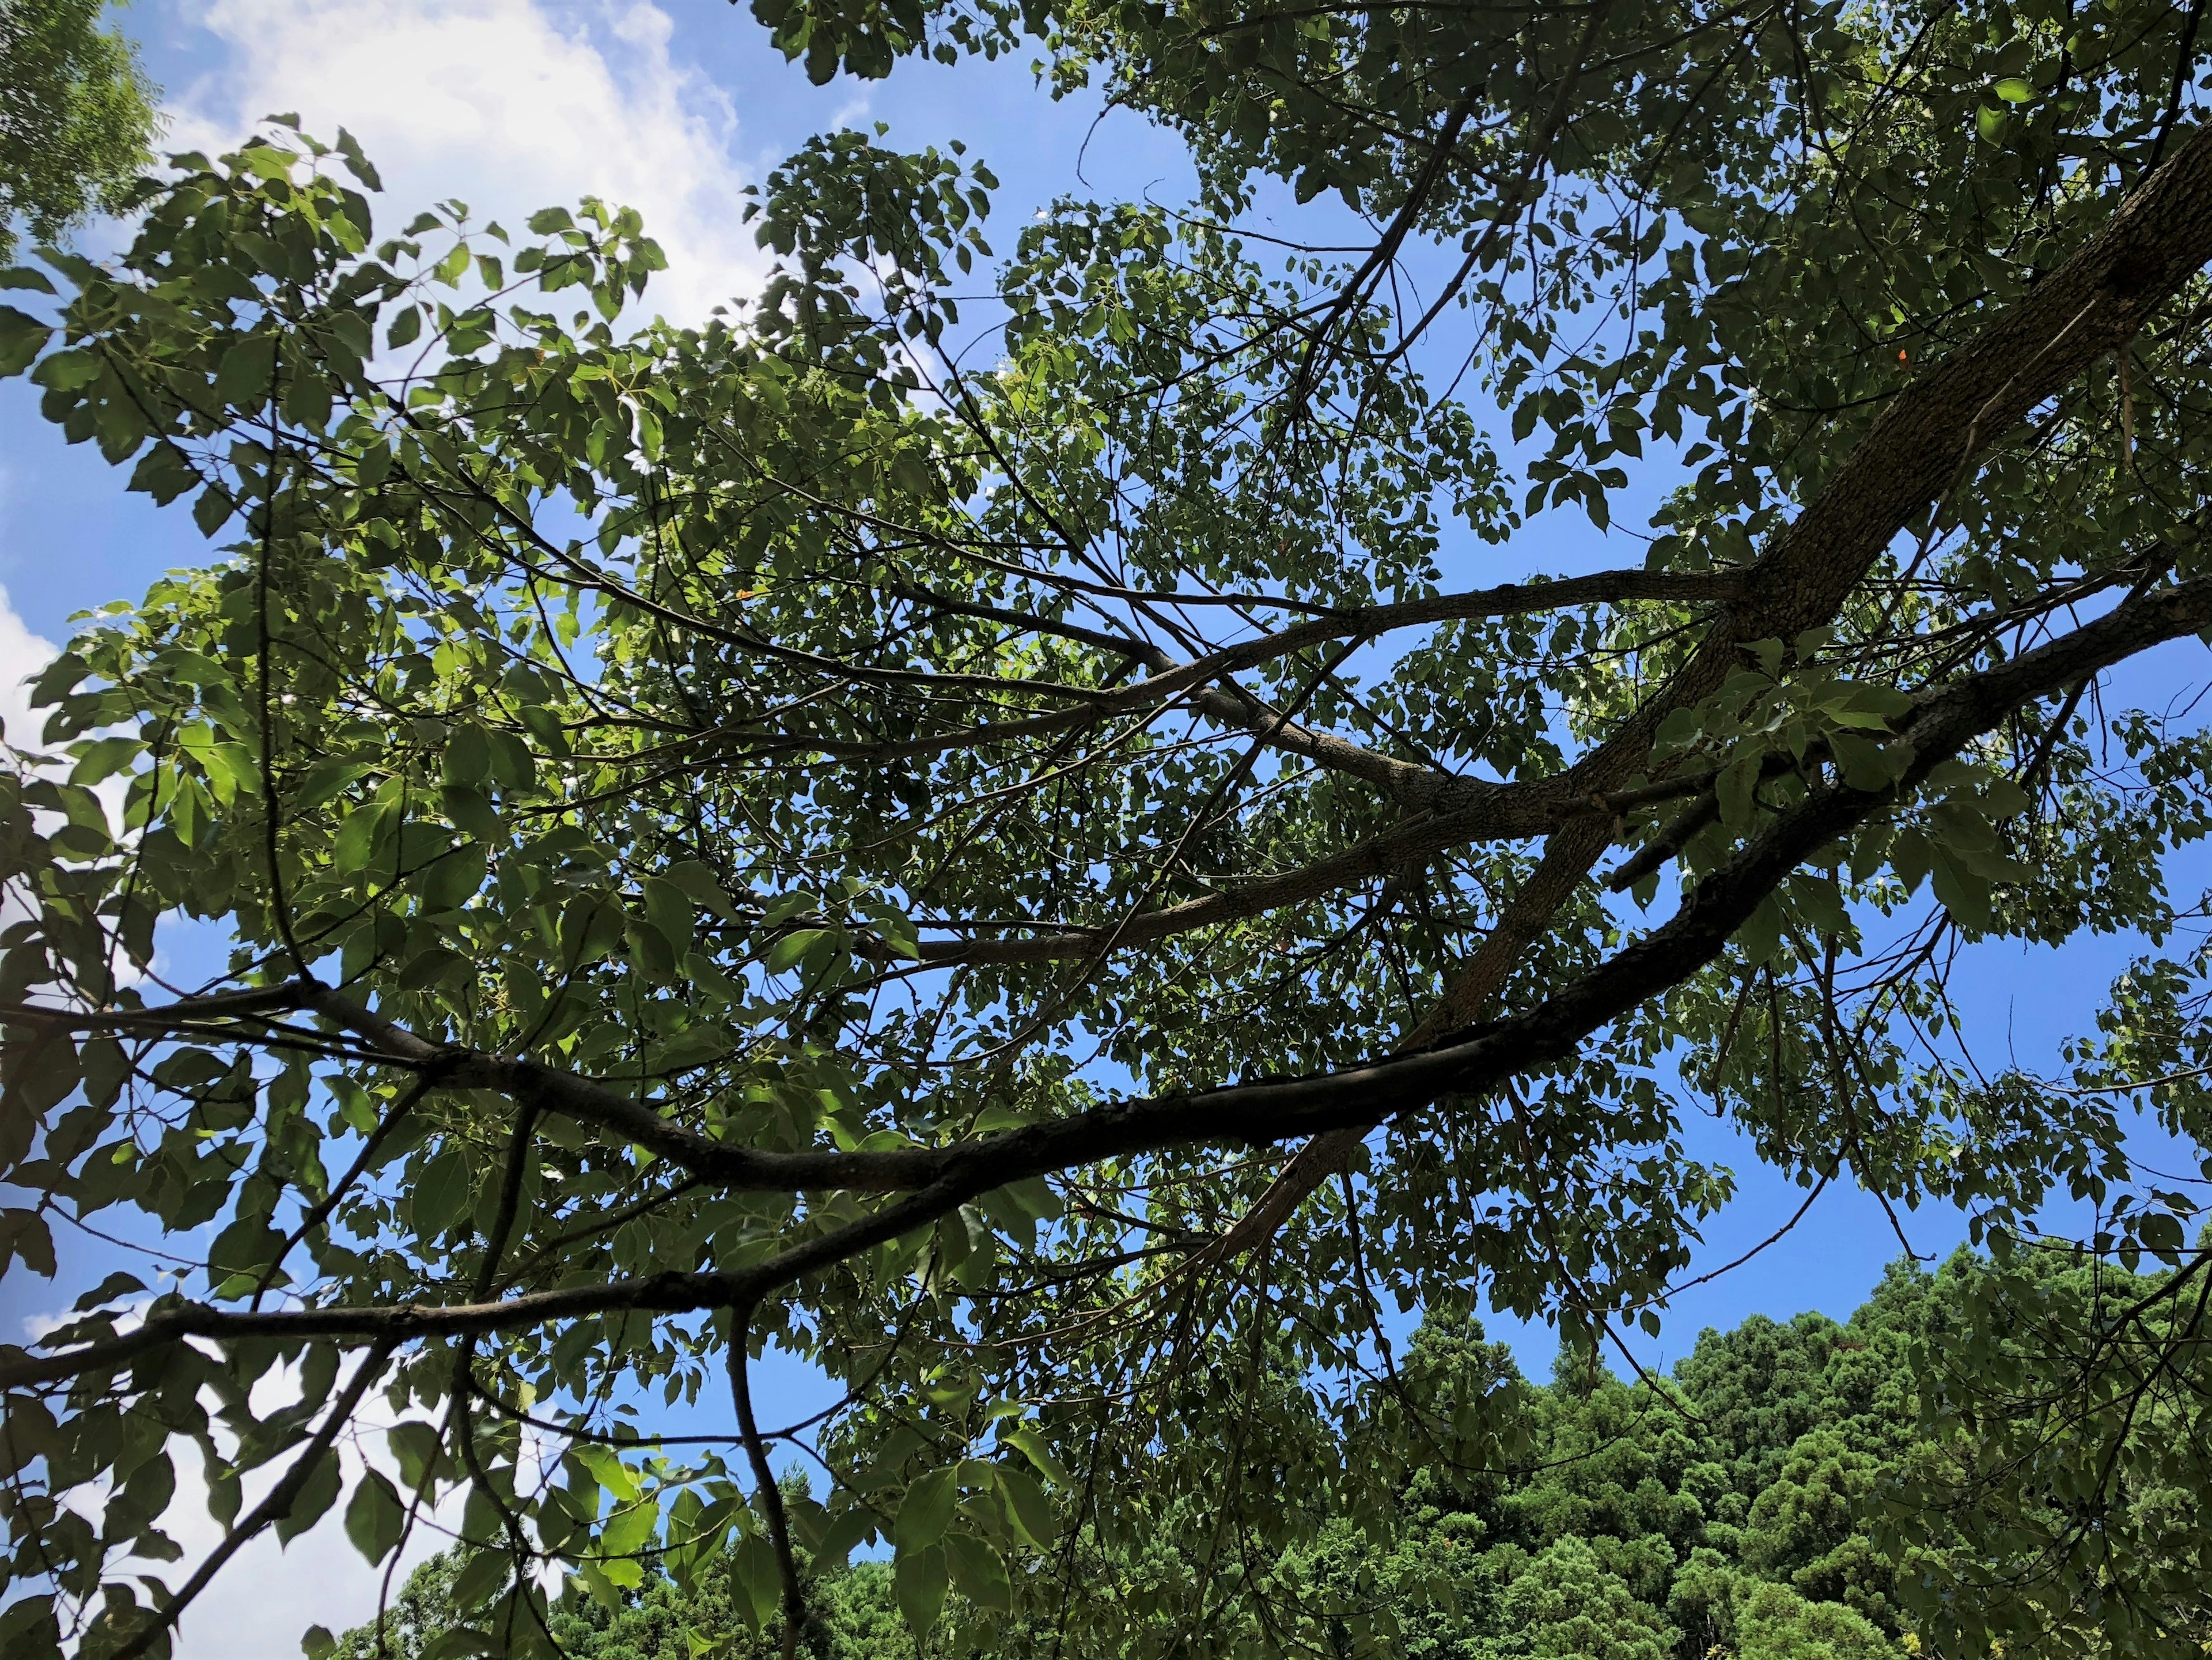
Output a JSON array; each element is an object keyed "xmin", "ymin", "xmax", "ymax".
[{"xmin": 332, "ymin": 1246, "xmax": 2207, "ymax": 1659}]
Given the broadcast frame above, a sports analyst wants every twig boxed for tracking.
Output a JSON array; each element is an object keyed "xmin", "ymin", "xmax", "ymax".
[{"xmin": 730, "ymin": 1306, "xmax": 807, "ymax": 1660}]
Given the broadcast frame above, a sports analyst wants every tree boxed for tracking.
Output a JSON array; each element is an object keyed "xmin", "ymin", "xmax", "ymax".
[
  {"xmin": 3, "ymin": 2, "xmax": 2212, "ymax": 1658},
  {"xmin": 324, "ymin": 1273, "xmax": 1981, "ymax": 1660},
  {"xmin": 0, "ymin": 0, "xmax": 161, "ymax": 261},
  {"xmin": 331, "ymin": 1532, "xmax": 918, "ymax": 1660}
]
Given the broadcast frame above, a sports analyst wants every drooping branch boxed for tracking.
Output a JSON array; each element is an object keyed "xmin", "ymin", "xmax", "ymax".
[{"xmin": 730, "ymin": 1303, "xmax": 808, "ymax": 1660}]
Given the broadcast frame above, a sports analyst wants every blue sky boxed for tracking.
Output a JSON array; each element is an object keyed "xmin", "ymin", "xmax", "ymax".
[{"xmin": 2, "ymin": 3, "xmax": 2206, "ymax": 1651}]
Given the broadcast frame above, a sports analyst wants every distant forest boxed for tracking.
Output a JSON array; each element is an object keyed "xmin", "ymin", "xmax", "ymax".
[{"xmin": 335, "ymin": 1246, "xmax": 2195, "ymax": 1660}]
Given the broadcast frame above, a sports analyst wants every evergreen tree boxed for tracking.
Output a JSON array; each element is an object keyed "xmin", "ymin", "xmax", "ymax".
[{"xmin": 0, "ymin": 0, "xmax": 160, "ymax": 259}]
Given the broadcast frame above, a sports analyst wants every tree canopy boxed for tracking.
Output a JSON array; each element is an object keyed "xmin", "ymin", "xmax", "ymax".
[
  {"xmin": 3, "ymin": 2, "xmax": 2212, "ymax": 1658},
  {"xmin": 0, "ymin": 0, "xmax": 160, "ymax": 262}
]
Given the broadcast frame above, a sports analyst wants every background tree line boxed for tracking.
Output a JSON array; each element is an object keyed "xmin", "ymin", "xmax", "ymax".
[{"xmin": 333, "ymin": 1242, "xmax": 2212, "ymax": 1659}]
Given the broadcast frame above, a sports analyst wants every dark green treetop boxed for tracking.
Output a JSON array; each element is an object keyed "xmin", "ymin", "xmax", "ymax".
[{"xmin": 328, "ymin": 1255, "xmax": 2199, "ymax": 1659}]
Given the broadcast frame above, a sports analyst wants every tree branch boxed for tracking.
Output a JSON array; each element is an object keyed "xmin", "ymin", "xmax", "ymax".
[
  {"xmin": 1193, "ymin": 115, "xmax": 2212, "ymax": 1262},
  {"xmin": 10, "ymin": 574, "xmax": 2206, "ymax": 1394},
  {"xmin": 730, "ymin": 1305, "xmax": 808, "ymax": 1660}
]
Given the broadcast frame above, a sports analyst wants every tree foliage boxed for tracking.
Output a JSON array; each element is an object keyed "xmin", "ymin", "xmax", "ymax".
[
  {"xmin": 0, "ymin": 0, "xmax": 161, "ymax": 261},
  {"xmin": 325, "ymin": 1256, "xmax": 2211, "ymax": 1659},
  {"xmin": 3, "ymin": 2, "xmax": 2212, "ymax": 1658}
]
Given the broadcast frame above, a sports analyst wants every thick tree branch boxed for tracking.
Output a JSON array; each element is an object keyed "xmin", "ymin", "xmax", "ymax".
[
  {"xmin": 859, "ymin": 99, "xmax": 2212, "ymax": 973},
  {"xmin": 1197, "ymin": 116, "xmax": 2212, "ymax": 1261}
]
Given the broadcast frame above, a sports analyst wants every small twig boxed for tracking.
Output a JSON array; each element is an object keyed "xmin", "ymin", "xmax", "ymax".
[
  {"xmin": 2120, "ymin": 344, "xmax": 2137, "ymax": 473},
  {"xmin": 2146, "ymin": 0, "xmax": 2209, "ymax": 172},
  {"xmin": 254, "ymin": 1074, "xmax": 435, "ymax": 1309}
]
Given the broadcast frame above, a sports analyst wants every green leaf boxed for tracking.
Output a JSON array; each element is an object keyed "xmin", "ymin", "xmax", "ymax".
[
  {"xmin": 1, "ymin": 1209, "xmax": 56, "ymax": 1276},
  {"xmin": 0, "ymin": 305, "xmax": 50, "ymax": 376},
  {"xmin": 411, "ymin": 1149, "xmax": 471, "ymax": 1238},
  {"xmin": 67, "ymin": 735, "xmax": 140, "ymax": 788},
  {"xmin": 999, "ymin": 1425, "xmax": 1070, "ymax": 1488},
  {"xmin": 766, "ymin": 927, "xmax": 834, "ymax": 974},
  {"xmin": 1734, "ymin": 893, "xmax": 1783, "ymax": 967},
  {"xmin": 994, "ymin": 1462, "xmax": 1057, "ymax": 1551},
  {"xmin": 193, "ymin": 484, "xmax": 234, "ymax": 536},
  {"xmin": 422, "ymin": 1628, "xmax": 496, "ymax": 1659},
  {"xmin": 275, "ymin": 1450, "xmax": 343, "ymax": 1544},
  {"xmin": 334, "ymin": 127, "xmax": 383, "ymax": 190},
  {"xmin": 444, "ymin": 725, "xmax": 490, "ymax": 785},
  {"xmin": 2138, "ymin": 1211, "xmax": 2184, "ymax": 1258},
  {"xmin": 440, "ymin": 784, "xmax": 502, "ymax": 842},
  {"xmin": 213, "ymin": 334, "xmax": 278, "ymax": 409},
  {"xmin": 1929, "ymin": 849, "xmax": 1993, "ymax": 932},
  {"xmin": 209, "ymin": 1214, "xmax": 283, "ymax": 1277},
  {"xmin": 486, "ymin": 730, "xmax": 536, "ymax": 792},
  {"xmin": 600, "ymin": 1496, "xmax": 659, "ymax": 1559},
  {"xmin": 1828, "ymin": 731, "xmax": 1900, "ymax": 792},
  {"xmin": 1993, "ymin": 77, "xmax": 2033, "ymax": 104},
  {"xmin": 1889, "ymin": 827, "xmax": 1932, "ymax": 896},
  {"xmin": 1715, "ymin": 754, "xmax": 1761, "ymax": 830},
  {"xmin": 664, "ymin": 859, "xmax": 741, "ymax": 922},
  {"xmin": 344, "ymin": 1468, "xmax": 406, "ymax": 1564},
  {"xmin": 572, "ymin": 1445, "xmax": 640, "ymax": 1502},
  {"xmin": 419, "ymin": 842, "xmax": 488, "ymax": 913},
  {"xmin": 944, "ymin": 1530, "xmax": 1011, "ymax": 1610},
  {"xmin": 893, "ymin": 1468, "xmax": 957, "ymax": 1552},
  {"xmin": 730, "ymin": 1530, "xmax": 781, "ymax": 1629},
  {"xmin": 642, "ymin": 875, "xmax": 694, "ymax": 958},
  {"xmin": 332, "ymin": 800, "xmax": 391, "ymax": 874},
  {"xmin": 387, "ymin": 1422, "xmax": 444, "ymax": 1493},
  {"xmin": 814, "ymin": 1504, "xmax": 874, "ymax": 1567},
  {"xmin": 32, "ymin": 347, "xmax": 98, "ymax": 390},
  {"xmin": 893, "ymin": 1543, "xmax": 948, "ymax": 1639}
]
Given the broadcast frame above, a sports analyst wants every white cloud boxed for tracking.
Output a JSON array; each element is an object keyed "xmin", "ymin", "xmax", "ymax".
[
  {"xmin": 23, "ymin": 1322, "xmax": 471, "ymax": 1660},
  {"xmin": 0, "ymin": 581, "xmax": 58, "ymax": 757},
  {"xmin": 166, "ymin": 0, "xmax": 769, "ymax": 324},
  {"xmin": 158, "ymin": 1397, "xmax": 467, "ymax": 1660}
]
